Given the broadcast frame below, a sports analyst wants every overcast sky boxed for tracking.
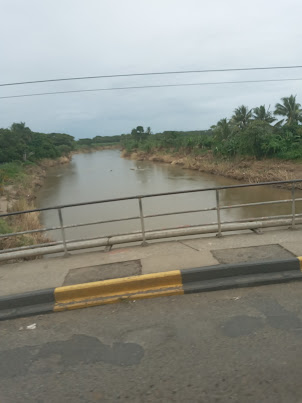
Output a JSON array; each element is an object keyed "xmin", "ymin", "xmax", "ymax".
[{"xmin": 0, "ymin": 0, "xmax": 301, "ymax": 139}]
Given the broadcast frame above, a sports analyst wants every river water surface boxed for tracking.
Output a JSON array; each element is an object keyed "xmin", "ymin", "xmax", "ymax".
[{"xmin": 35, "ymin": 150, "xmax": 301, "ymax": 242}]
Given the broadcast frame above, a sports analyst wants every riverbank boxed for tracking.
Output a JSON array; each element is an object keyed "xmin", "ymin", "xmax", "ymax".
[
  {"xmin": 122, "ymin": 150, "xmax": 302, "ymax": 188},
  {"xmin": 0, "ymin": 156, "xmax": 71, "ymax": 214},
  {"xmin": 0, "ymin": 156, "xmax": 71, "ymax": 251}
]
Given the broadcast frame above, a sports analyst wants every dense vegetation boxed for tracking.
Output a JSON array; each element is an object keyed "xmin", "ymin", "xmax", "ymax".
[
  {"xmin": 0, "ymin": 122, "xmax": 75, "ymax": 195},
  {"xmin": 0, "ymin": 122, "xmax": 75, "ymax": 163},
  {"xmin": 121, "ymin": 126, "xmax": 212, "ymax": 154},
  {"xmin": 0, "ymin": 122, "xmax": 123, "ymax": 164},
  {"xmin": 122, "ymin": 95, "xmax": 302, "ymax": 160},
  {"xmin": 76, "ymin": 135, "xmax": 122, "ymax": 149}
]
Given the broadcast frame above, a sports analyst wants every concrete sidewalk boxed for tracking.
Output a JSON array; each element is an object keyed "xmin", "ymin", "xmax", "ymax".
[{"xmin": 0, "ymin": 227, "xmax": 302, "ymax": 297}]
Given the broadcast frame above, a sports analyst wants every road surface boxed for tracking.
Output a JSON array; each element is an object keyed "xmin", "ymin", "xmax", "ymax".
[{"xmin": 1, "ymin": 281, "xmax": 302, "ymax": 402}]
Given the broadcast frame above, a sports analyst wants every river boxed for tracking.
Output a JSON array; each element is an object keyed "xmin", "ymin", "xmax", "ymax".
[{"xmin": 35, "ymin": 150, "xmax": 300, "ymax": 242}]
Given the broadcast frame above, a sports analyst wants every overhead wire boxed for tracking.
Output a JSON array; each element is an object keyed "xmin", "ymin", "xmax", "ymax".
[
  {"xmin": 0, "ymin": 77, "xmax": 301, "ymax": 100},
  {"xmin": 0, "ymin": 65, "xmax": 302, "ymax": 87}
]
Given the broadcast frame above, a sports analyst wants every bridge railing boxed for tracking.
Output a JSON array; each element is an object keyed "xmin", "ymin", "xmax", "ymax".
[{"xmin": 0, "ymin": 179, "xmax": 302, "ymax": 260}]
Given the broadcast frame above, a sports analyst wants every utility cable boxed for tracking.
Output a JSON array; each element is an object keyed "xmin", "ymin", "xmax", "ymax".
[
  {"xmin": 0, "ymin": 77, "xmax": 301, "ymax": 100},
  {"xmin": 0, "ymin": 65, "xmax": 302, "ymax": 87}
]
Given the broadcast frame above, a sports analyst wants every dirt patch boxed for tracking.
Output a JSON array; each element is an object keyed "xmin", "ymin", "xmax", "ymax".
[
  {"xmin": 0, "ymin": 156, "xmax": 71, "ymax": 215},
  {"xmin": 0, "ymin": 196, "xmax": 8, "ymax": 214},
  {"xmin": 63, "ymin": 260, "xmax": 142, "ymax": 285},
  {"xmin": 0, "ymin": 156, "xmax": 72, "ymax": 254},
  {"xmin": 211, "ymin": 244, "xmax": 295, "ymax": 265}
]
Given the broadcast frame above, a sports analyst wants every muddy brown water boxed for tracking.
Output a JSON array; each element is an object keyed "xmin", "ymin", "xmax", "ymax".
[{"xmin": 35, "ymin": 150, "xmax": 302, "ymax": 242}]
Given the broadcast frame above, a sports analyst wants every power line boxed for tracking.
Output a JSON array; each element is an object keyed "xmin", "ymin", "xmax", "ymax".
[
  {"xmin": 1, "ymin": 65, "xmax": 302, "ymax": 87},
  {"xmin": 0, "ymin": 77, "xmax": 301, "ymax": 100}
]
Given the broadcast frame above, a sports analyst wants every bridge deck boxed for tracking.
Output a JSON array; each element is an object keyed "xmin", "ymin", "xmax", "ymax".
[{"xmin": 0, "ymin": 226, "xmax": 301, "ymax": 297}]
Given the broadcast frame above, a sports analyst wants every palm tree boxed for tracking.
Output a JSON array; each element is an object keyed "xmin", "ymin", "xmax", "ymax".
[
  {"xmin": 253, "ymin": 105, "xmax": 276, "ymax": 124},
  {"xmin": 274, "ymin": 95, "xmax": 302, "ymax": 125},
  {"xmin": 215, "ymin": 118, "xmax": 231, "ymax": 139},
  {"xmin": 10, "ymin": 121, "xmax": 32, "ymax": 142},
  {"xmin": 232, "ymin": 105, "xmax": 252, "ymax": 129}
]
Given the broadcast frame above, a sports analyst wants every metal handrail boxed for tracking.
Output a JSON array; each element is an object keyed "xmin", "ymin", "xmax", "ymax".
[
  {"xmin": 0, "ymin": 178, "xmax": 301, "ymax": 258},
  {"xmin": 1, "ymin": 178, "xmax": 302, "ymax": 218}
]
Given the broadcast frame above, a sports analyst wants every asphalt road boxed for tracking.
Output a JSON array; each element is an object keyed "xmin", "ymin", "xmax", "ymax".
[{"xmin": 1, "ymin": 282, "xmax": 302, "ymax": 403}]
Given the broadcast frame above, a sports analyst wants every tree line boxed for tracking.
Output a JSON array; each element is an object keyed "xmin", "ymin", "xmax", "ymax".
[
  {"xmin": 121, "ymin": 127, "xmax": 212, "ymax": 153},
  {"xmin": 77, "ymin": 135, "xmax": 121, "ymax": 147},
  {"xmin": 2, "ymin": 94, "xmax": 301, "ymax": 164},
  {"xmin": 122, "ymin": 95, "xmax": 302, "ymax": 160},
  {"xmin": 0, "ymin": 123, "xmax": 124, "ymax": 164},
  {"xmin": 0, "ymin": 122, "xmax": 75, "ymax": 163}
]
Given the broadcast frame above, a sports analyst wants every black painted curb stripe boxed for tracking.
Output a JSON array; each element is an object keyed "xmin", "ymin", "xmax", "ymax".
[
  {"xmin": 183, "ymin": 270, "xmax": 302, "ymax": 294},
  {"xmin": 180, "ymin": 258, "xmax": 301, "ymax": 283},
  {"xmin": 0, "ymin": 288, "xmax": 55, "ymax": 321},
  {"xmin": 0, "ymin": 288, "xmax": 55, "ymax": 310}
]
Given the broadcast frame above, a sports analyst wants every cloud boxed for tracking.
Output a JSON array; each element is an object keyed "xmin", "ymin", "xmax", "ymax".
[{"xmin": 0, "ymin": 0, "xmax": 301, "ymax": 138}]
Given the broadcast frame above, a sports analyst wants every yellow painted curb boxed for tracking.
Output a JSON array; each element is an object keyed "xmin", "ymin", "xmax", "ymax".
[
  {"xmin": 54, "ymin": 270, "xmax": 183, "ymax": 311},
  {"xmin": 52, "ymin": 257, "xmax": 302, "ymax": 314},
  {"xmin": 54, "ymin": 288, "xmax": 183, "ymax": 312}
]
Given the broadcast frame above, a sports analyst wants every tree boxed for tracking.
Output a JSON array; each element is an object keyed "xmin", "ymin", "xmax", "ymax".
[
  {"xmin": 0, "ymin": 128, "xmax": 25, "ymax": 162},
  {"xmin": 77, "ymin": 138, "xmax": 93, "ymax": 146},
  {"xmin": 232, "ymin": 105, "xmax": 252, "ymax": 129},
  {"xmin": 239, "ymin": 120, "xmax": 273, "ymax": 158},
  {"xmin": 11, "ymin": 122, "xmax": 26, "ymax": 131},
  {"xmin": 92, "ymin": 135, "xmax": 121, "ymax": 144},
  {"xmin": 0, "ymin": 123, "xmax": 75, "ymax": 163},
  {"xmin": 10, "ymin": 122, "xmax": 32, "ymax": 143},
  {"xmin": 131, "ymin": 126, "xmax": 147, "ymax": 141},
  {"xmin": 274, "ymin": 95, "xmax": 302, "ymax": 125},
  {"xmin": 27, "ymin": 132, "xmax": 59, "ymax": 159},
  {"xmin": 214, "ymin": 118, "xmax": 232, "ymax": 140},
  {"xmin": 253, "ymin": 105, "xmax": 276, "ymax": 124},
  {"xmin": 49, "ymin": 133, "xmax": 74, "ymax": 147}
]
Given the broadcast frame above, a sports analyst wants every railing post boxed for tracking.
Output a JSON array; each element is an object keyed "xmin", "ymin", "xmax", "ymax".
[
  {"xmin": 291, "ymin": 184, "xmax": 296, "ymax": 229},
  {"xmin": 216, "ymin": 190, "xmax": 222, "ymax": 237},
  {"xmin": 58, "ymin": 208, "xmax": 69, "ymax": 256},
  {"xmin": 138, "ymin": 198, "xmax": 148, "ymax": 246}
]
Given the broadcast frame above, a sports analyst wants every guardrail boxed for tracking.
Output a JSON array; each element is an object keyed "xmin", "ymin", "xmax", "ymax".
[{"xmin": 0, "ymin": 179, "xmax": 302, "ymax": 261}]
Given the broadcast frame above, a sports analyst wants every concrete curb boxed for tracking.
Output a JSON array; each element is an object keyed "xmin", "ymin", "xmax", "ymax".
[
  {"xmin": 1, "ymin": 257, "xmax": 302, "ymax": 321},
  {"xmin": 0, "ymin": 289, "xmax": 55, "ymax": 321}
]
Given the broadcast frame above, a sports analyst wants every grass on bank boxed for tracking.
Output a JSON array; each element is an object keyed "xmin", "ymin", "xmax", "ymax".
[
  {"xmin": 0, "ymin": 162, "xmax": 49, "ymax": 253},
  {"xmin": 0, "ymin": 161, "xmax": 28, "ymax": 192},
  {"xmin": 0, "ymin": 201, "xmax": 49, "ymax": 252}
]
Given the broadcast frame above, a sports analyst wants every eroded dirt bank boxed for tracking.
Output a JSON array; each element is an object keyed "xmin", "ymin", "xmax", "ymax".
[{"xmin": 122, "ymin": 150, "xmax": 302, "ymax": 188}]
